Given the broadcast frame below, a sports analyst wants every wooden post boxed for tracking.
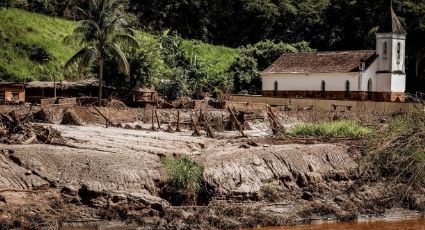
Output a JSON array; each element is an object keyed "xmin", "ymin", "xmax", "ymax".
[
  {"xmin": 151, "ymin": 109, "xmax": 156, "ymax": 130},
  {"xmin": 199, "ymin": 109, "xmax": 203, "ymax": 122},
  {"xmin": 176, "ymin": 110, "xmax": 182, "ymax": 132},
  {"xmin": 93, "ymin": 106, "xmax": 112, "ymax": 127},
  {"xmin": 228, "ymin": 108, "xmax": 246, "ymax": 137},
  {"xmin": 191, "ymin": 114, "xmax": 201, "ymax": 136},
  {"xmin": 155, "ymin": 109, "xmax": 161, "ymax": 129},
  {"xmin": 204, "ymin": 113, "xmax": 215, "ymax": 139},
  {"xmin": 53, "ymin": 77, "xmax": 57, "ymax": 98}
]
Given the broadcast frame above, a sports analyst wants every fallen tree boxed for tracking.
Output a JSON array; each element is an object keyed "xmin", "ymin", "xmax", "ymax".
[{"xmin": 0, "ymin": 111, "xmax": 65, "ymax": 145}]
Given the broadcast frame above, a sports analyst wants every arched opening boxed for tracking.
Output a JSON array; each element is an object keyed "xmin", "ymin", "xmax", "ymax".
[
  {"xmin": 383, "ymin": 41, "xmax": 388, "ymax": 59},
  {"xmin": 367, "ymin": 79, "xmax": 373, "ymax": 100},
  {"xmin": 397, "ymin": 42, "xmax": 401, "ymax": 61},
  {"xmin": 345, "ymin": 80, "xmax": 350, "ymax": 98},
  {"xmin": 273, "ymin": 81, "xmax": 278, "ymax": 96},
  {"xmin": 320, "ymin": 80, "xmax": 326, "ymax": 97}
]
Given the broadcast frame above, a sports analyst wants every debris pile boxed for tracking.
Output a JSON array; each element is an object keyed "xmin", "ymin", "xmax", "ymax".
[
  {"xmin": 173, "ymin": 97, "xmax": 194, "ymax": 109},
  {"xmin": 0, "ymin": 111, "xmax": 65, "ymax": 145},
  {"xmin": 61, "ymin": 108, "xmax": 84, "ymax": 126},
  {"xmin": 33, "ymin": 107, "xmax": 64, "ymax": 123},
  {"xmin": 104, "ymin": 99, "xmax": 128, "ymax": 110}
]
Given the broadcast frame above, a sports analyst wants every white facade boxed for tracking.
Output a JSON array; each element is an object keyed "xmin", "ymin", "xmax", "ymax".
[
  {"xmin": 263, "ymin": 56, "xmax": 381, "ymax": 93},
  {"xmin": 262, "ymin": 34, "xmax": 406, "ymax": 94},
  {"xmin": 375, "ymin": 32, "xmax": 406, "ymax": 93}
]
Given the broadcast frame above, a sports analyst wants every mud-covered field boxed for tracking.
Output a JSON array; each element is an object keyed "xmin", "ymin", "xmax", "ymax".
[{"xmin": 0, "ymin": 105, "xmax": 424, "ymax": 229}]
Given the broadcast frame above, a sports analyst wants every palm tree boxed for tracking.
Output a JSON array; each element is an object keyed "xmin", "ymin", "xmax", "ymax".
[{"xmin": 64, "ymin": 0, "xmax": 138, "ymax": 106}]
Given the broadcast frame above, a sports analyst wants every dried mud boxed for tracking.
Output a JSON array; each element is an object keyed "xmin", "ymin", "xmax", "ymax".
[{"xmin": 0, "ymin": 105, "xmax": 424, "ymax": 229}]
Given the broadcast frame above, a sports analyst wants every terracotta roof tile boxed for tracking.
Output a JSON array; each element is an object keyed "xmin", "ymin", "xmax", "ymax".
[{"xmin": 263, "ymin": 50, "xmax": 378, "ymax": 73}]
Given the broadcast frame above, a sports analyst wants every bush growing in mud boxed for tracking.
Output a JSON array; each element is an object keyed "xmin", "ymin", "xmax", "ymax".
[
  {"xmin": 162, "ymin": 155, "xmax": 204, "ymax": 204},
  {"xmin": 366, "ymin": 105, "xmax": 425, "ymax": 189},
  {"xmin": 291, "ymin": 120, "xmax": 372, "ymax": 138}
]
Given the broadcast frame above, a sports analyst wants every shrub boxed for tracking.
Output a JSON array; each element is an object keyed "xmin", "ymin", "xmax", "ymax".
[
  {"xmin": 292, "ymin": 120, "xmax": 372, "ymax": 138},
  {"xmin": 162, "ymin": 155, "xmax": 204, "ymax": 195},
  {"xmin": 366, "ymin": 105, "xmax": 425, "ymax": 188}
]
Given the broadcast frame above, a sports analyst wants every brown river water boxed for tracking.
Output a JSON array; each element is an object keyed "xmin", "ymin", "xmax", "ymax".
[
  {"xmin": 65, "ymin": 217, "xmax": 425, "ymax": 230},
  {"xmin": 254, "ymin": 218, "xmax": 425, "ymax": 230}
]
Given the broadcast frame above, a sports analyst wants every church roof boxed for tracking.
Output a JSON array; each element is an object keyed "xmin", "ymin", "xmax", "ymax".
[
  {"xmin": 377, "ymin": 4, "xmax": 406, "ymax": 34},
  {"xmin": 263, "ymin": 50, "xmax": 378, "ymax": 74}
]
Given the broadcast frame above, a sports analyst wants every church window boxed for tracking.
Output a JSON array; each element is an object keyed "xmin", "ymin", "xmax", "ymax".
[
  {"xmin": 273, "ymin": 81, "xmax": 278, "ymax": 96},
  {"xmin": 397, "ymin": 42, "xmax": 401, "ymax": 61},
  {"xmin": 383, "ymin": 42, "xmax": 388, "ymax": 59},
  {"xmin": 360, "ymin": 61, "xmax": 366, "ymax": 71},
  {"xmin": 367, "ymin": 79, "xmax": 373, "ymax": 100},
  {"xmin": 345, "ymin": 80, "xmax": 350, "ymax": 98},
  {"xmin": 320, "ymin": 81, "xmax": 326, "ymax": 97}
]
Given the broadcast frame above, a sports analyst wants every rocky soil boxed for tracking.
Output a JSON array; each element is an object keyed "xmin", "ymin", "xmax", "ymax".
[{"xmin": 0, "ymin": 105, "xmax": 423, "ymax": 229}]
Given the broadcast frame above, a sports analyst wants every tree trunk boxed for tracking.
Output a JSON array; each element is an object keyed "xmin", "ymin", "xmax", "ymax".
[
  {"xmin": 416, "ymin": 50, "xmax": 422, "ymax": 80},
  {"xmin": 53, "ymin": 77, "xmax": 56, "ymax": 98},
  {"xmin": 98, "ymin": 58, "xmax": 104, "ymax": 107}
]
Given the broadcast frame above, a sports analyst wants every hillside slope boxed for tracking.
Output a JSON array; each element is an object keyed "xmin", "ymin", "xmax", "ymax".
[{"xmin": 0, "ymin": 8, "xmax": 238, "ymax": 81}]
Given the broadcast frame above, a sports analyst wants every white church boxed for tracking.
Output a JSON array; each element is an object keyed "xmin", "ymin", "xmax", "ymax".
[{"xmin": 262, "ymin": 5, "xmax": 407, "ymax": 102}]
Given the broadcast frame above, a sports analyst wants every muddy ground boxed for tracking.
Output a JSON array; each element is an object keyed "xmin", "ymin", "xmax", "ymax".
[{"xmin": 0, "ymin": 105, "xmax": 424, "ymax": 229}]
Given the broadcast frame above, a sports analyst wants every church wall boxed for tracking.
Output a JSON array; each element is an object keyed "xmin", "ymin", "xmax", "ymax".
[
  {"xmin": 375, "ymin": 73, "xmax": 392, "ymax": 92},
  {"xmin": 376, "ymin": 34, "xmax": 392, "ymax": 72},
  {"xmin": 361, "ymin": 59, "xmax": 378, "ymax": 92},
  {"xmin": 262, "ymin": 72, "xmax": 360, "ymax": 92},
  {"xmin": 391, "ymin": 73, "xmax": 406, "ymax": 92}
]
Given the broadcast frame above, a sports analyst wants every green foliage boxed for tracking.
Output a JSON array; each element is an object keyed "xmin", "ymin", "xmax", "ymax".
[
  {"xmin": 64, "ymin": 0, "xmax": 139, "ymax": 105},
  {"xmin": 157, "ymin": 33, "xmax": 233, "ymax": 99},
  {"xmin": 366, "ymin": 107, "xmax": 425, "ymax": 188},
  {"xmin": 227, "ymin": 40, "xmax": 313, "ymax": 94},
  {"xmin": 243, "ymin": 40, "xmax": 314, "ymax": 71},
  {"xmin": 127, "ymin": 0, "xmax": 328, "ymax": 47},
  {"xmin": 0, "ymin": 8, "xmax": 237, "ymax": 87},
  {"xmin": 162, "ymin": 156, "xmax": 204, "ymax": 194},
  {"xmin": 104, "ymin": 39, "xmax": 164, "ymax": 93},
  {"xmin": 182, "ymin": 39, "xmax": 239, "ymax": 76},
  {"xmin": 4, "ymin": 0, "xmax": 425, "ymax": 94},
  {"xmin": 292, "ymin": 120, "xmax": 373, "ymax": 138},
  {"xmin": 157, "ymin": 68, "xmax": 190, "ymax": 100},
  {"xmin": 227, "ymin": 54, "xmax": 260, "ymax": 94},
  {"xmin": 0, "ymin": 8, "xmax": 78, "ymax": 81}
]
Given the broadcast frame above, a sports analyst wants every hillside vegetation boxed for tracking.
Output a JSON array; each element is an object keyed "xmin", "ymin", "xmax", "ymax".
[{"xmin": 0, "ymin": 8, "xmax": 238, "ymax": 81}]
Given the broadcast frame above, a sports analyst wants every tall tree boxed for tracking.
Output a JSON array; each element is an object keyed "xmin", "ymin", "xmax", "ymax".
[{"xmin": 64, "ymin": 0, "xmax": 138, "ymax": 106}]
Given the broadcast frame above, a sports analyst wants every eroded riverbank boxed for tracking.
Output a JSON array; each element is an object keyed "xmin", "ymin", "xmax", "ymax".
[{"xmin": 1, "ymin": 106, "xmax": 424, "ymax": 229}]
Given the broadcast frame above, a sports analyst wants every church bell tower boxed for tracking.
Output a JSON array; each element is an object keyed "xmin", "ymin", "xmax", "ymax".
[{"xmin": 375, "ymin": 1, "xmax": 406, "ymax": 100}]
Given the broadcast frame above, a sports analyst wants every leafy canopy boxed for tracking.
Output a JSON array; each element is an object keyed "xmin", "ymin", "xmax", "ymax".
[{"xmin": 64, "ymin": 0, "xmax": 139, "ymax": 78}]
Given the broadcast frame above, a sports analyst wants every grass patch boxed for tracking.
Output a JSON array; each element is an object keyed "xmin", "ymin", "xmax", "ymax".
[
  {"xmin": 162, "ymin": 155, "xmax": 204, "ymax": 195},
  {"xmin": 292, "ymin": 120, "xmax": 372, "ymax": 138},
  {"xmin": 181, "ymin": 39, "xmax": 239, "ymax": 76},
  {"xmin": 0, "ymin": 8, "xmax": 78, "ymax": 81}
]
